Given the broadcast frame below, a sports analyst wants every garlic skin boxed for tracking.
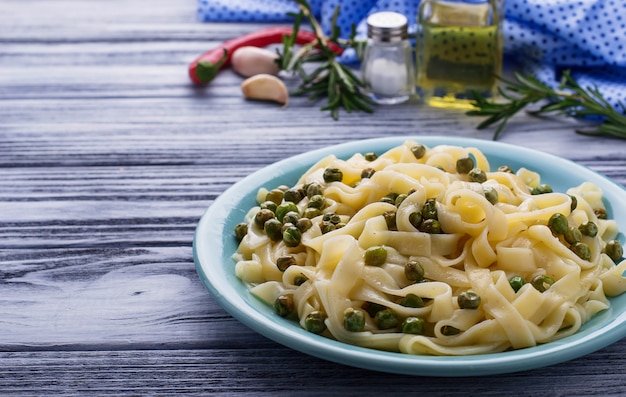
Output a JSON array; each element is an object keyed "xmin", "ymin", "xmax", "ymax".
[
  {"xmin": 241, "ymin": 74, "xmax": 289, "ymax": 106},
  {"xmin": 231, "ymin": 46, "xmax": 280, "ymax": 77}
]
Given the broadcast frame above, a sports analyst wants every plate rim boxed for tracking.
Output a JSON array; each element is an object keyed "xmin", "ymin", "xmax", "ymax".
[{"xmin": 193, "ymin": 135, "xmax": 626, "ymax": 376}]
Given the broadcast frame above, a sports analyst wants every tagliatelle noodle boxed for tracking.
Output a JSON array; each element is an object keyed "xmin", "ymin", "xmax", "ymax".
[{"xmin": 233, "ymin": 140, "xmax": 626, "ymax": 356}]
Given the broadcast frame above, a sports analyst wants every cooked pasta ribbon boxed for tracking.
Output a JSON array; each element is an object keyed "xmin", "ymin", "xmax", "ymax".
[{"xmin": 233, "ymin": 141, "xmax": 625, "ymax": 355}]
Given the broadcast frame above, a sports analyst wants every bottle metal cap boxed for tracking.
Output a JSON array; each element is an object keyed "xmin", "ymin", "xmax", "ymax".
[{"xmin": 367, "ymin": 11, "xmax": 408, "ymax": 42}]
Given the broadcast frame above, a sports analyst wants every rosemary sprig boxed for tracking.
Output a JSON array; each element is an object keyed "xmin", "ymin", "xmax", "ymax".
[
  {"xmin": 467, "ymin": 70, "xmax": 626, "ymax": 140},
  {"xmin": 277, "ymin": 0, "xmax": 374, "ymax": 120}
]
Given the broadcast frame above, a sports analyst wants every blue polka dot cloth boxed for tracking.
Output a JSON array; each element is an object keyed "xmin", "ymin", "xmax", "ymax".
[{"xmin": 198, "ymin": 0, "xmax": 626, "ymax": 111}]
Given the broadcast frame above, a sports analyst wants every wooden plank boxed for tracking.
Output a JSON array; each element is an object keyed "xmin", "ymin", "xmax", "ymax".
[
  {"xmin": 0, "ymin": 246, "xmax": 274, "ymax": 349},
  {"xmin": 0, "ymin": 0, "xmax": 259, "ymax": 41},
  {"xmin": 1, "ymin": 0, "xmax": 625, "ymax": 392},
  {"xmin": 0, "ymin": 345, "xmax": 624, "ymax": 395},
  {"xmin": 1, "ymin": 98, "xmax": 624, "ymax": 168}
]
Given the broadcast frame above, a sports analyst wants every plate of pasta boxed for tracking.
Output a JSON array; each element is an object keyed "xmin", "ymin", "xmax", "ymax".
[{"xmin": 194, "ymin": 136, "xmax": 626, "ymax": 376}]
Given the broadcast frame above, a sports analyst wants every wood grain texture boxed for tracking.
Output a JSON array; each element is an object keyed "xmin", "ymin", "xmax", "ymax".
[
  {"xmin": 0, "ymin": 344, "xmax": 625, "ymax": 396},
  {"xmin": 1, "ymin": 0, "xmax": 625, "ymax": 394}
]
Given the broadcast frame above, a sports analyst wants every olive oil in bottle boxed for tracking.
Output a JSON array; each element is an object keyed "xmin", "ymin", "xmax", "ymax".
[{"xmin": 416, "ymin": 0, "xmax": 503, "ymax": 109}]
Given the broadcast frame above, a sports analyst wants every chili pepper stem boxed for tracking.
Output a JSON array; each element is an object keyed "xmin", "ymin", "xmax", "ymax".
[{"xmin": 194, "ymin": 49, "xmax": 228, "ymax": 84}]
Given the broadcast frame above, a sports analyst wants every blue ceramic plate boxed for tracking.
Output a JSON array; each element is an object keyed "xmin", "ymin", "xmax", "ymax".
[{"xmin": 193, "ymin": 136, "xmax": 626, "ymax": 376}]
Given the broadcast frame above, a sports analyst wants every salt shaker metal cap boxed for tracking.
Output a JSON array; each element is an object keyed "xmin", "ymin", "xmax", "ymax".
[{"xmin": 366, "ymin": 11, "xmax": 408, "ymax": 42}]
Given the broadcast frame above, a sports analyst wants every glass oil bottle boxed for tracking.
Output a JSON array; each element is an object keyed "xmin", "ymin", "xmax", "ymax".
[{"xmin": 416, "ymin": 0, "xmax": 504, "ymax": 109}]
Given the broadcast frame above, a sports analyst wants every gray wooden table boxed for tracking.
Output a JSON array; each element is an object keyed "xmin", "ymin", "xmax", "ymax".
[{"xmin": 1, "ymin": 0, "xmax": 625, "ymax": 395}]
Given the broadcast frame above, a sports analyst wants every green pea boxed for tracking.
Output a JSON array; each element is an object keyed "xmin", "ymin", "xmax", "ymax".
[
  {"xmin": 260, "ymin": 200, "xmax": 277, "ymax": 213},
  {"xmin": 441, "ymin": 325, "xmax": 461, "ymax": 336},
  {"xmin": 283, "ymin": 226, "xmax": 302, "ymax": 247},
  {"xmin": 361, "ymin": 167, "xmax": 375, "ymax": 179},
  {"xmin": 411, "ymin": 144, "xmax": 427, "ymax": 159},
  {"xmin": 509, "ymin": 275, "xmax": 525, "ymax": 292},
  {"xmin": 383, "ymin": 210, "xmax": 397, "ymax": 231},
  {"xmin": 564, "ymin": 226, "xmax": 582, "ymax": 245},
  {"xmin": 274, "ymin": 295, "xmax": 294, "ymax": 317},
  {"xmin": 293, "ymin": 274, "xmax": 308, "ymax": 286},
  {"xmin": 404, "ymin": 260, "xmax": 425, "ymax": 282},
  {"xmin": 323, "ymin": 213, "xmax": 341, "ymax": 224},
  {"xmin": 579, "ymin": 221, "xmax": 598, "ymax": 237},
  {"xmin": 323, "ymin": 167, "xmax": 343, "ymax": 183},
  {"xmin": 395, "ymin": 194, "xmax": 408, "ymax": 207},
  {"xmin": 401, "ymin": 317, "xmax": 425, "ymax": 335},
  {"xmin": 363, "ymin": 302, "xmax": 386, "ymax": 317},
  {"xmin": 422, "ymin": 198, "xmax": 438, "ymax": 220},
  {"xmin": 343, "ymin": 308, "xmax": 365, "ymax": 332},
  {"xmin": 263, "ymin": 218, "xmax": 283, "ymax": 241},
  {"xmin": 284, "ymin": 188, "xmax": 304, "ymax": 204},
  {"xmin": 400, "ymin": 293, "xmax": 424, "ymax": 308},
  {"xmin": 254, "ymin": 208, "xmax": 275, "ymax": 227},
  {"xmin": 280, "ymin": 220, "xmax": 293, "ymax": 233},
  {"xmin": 296, "ymin": 217, "xmax": 313, "ymax": 233},
  {"xmin": 302, "ymin": 207, "xmax": 322, "ymax": 219},
  {"xmin": 265, "ymin": 189, "xmax": 284, "ymax": 205},
  {"xmin": 594, "ymin": 208, "xmax": 608, "ymax": 220},
  {"xmin": 457, "ymin": 291, "xmax": 481, "ymax": 309},
  {"xmin": 548, "ymin": 213, "xmax": 569, "ymax": 235},
  {"xmin": 456, "ymin": 156, "xmax": 474, "ymax": 174},
  {"xmin": 364, "ymin": 152, "xmax": 378, "ymax": 161},
  {"xmin": 364, "ymin": 246, "xmax": 387, "ymax": 266},
  {"xmin": 568, "ymin": 195, "xmax": 578, "ymax": 212},
  {"xmin": 276, "ymin": 255, "xmax": 296, "ymax": 272},
  {"xmin": 604, "ymin": 240, "xmax": 623, "ymax": 263},
  {"xmin": 234, "ymin": 222, "xmax": 248, "ymax": 241},
  {"xmin": 409, "ymin": 211, "xmax": 422, "ymax": 229},
  {"xmin": 483, "ymin": 186, "xmax": 498, "ymax": 205},
  {"xmin": 374, "ymin": 308, "xmax": 398, "ymax": 330},
  {"xmin": 531, "ymin": 184, "xmax": 553, "ymax": 195},
  {"xmin": 305, "ymin": 183, "xmax": 323, "ymax": 198},
  {"xmin": 419, "ymin": 219, "xmax": 442, "ymax": 234},
  {"xmin": 468, "ymin": 168, "xmax": 487, "ymax": 183},
  {"xmin": 383, "ymin": 192, "xmax": 398, "ymax": 203},
  {"xmin": 307, "ymin": 194, "xmax": 326, "ymax": 209},
  {"xmin": 304, "ymin": 311, "xmax": 327, "ymax": 334},
  {"xmin": 531, "ymin": 274, "xmax": 554, "ymax": 292},
  {"xmin": 282, "ymin": 211, "xmax": 300, "ymax": 226},
  {"xmin": 571, "ymin": 242, "xmax": 591, "ymax": 261},
  {"xmin": 275, "ymin": 202, "xmax": 299, "ymax": 222},
  {"xmin": 320, "ymin": 221, "xmax": 336, "ymax": 234}
]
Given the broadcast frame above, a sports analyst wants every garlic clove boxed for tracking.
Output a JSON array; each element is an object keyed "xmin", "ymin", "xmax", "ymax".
[
  {"xmin": 231, "ymin": 46, "xmax": 280, "ymax": 77},
  {"xmin": 241, "ymin": 74, "xmax": 289, "ymax": 106}
]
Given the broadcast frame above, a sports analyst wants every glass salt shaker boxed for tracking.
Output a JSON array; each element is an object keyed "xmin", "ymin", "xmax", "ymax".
[{"xmin": 361, "ymin": 11, "xmax": 415, "ymax": 105}]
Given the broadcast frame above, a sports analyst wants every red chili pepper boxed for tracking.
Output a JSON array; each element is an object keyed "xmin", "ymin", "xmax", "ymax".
[{"xmin": 189, "ymin": 26, "xmax": 344, "ymax": 85}]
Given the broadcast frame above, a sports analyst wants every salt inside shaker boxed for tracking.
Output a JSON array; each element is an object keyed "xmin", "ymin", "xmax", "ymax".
[{"xmin": 361, "ymin": 11, "xmax": 415, "ymax": 105}]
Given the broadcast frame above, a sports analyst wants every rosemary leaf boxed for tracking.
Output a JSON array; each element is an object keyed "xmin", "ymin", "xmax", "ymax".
[
  {"xmin": 468, "ymin": 70, "xmax": 626, "ymax": 140},
  {"xmin": 334, "ymin": 63, "xmax": 355, "ymax": 93},
  {"xmin": 599, "ymin": 123, "xmax": 626, "ymax": 138},
  {"xmin": 349, "ymin": 94, "xmax": 375, "ymax": 113},
  {"xmin": 341, "ymin": 94, "xmax": 354, "ymax": 113},
  {"xmin": 276, "ymin": 0, "xmax": 372, "ymax": 120},
  {"xmin": 302, "ymin": 61, "xmax": 330, "ymax": 84}
]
